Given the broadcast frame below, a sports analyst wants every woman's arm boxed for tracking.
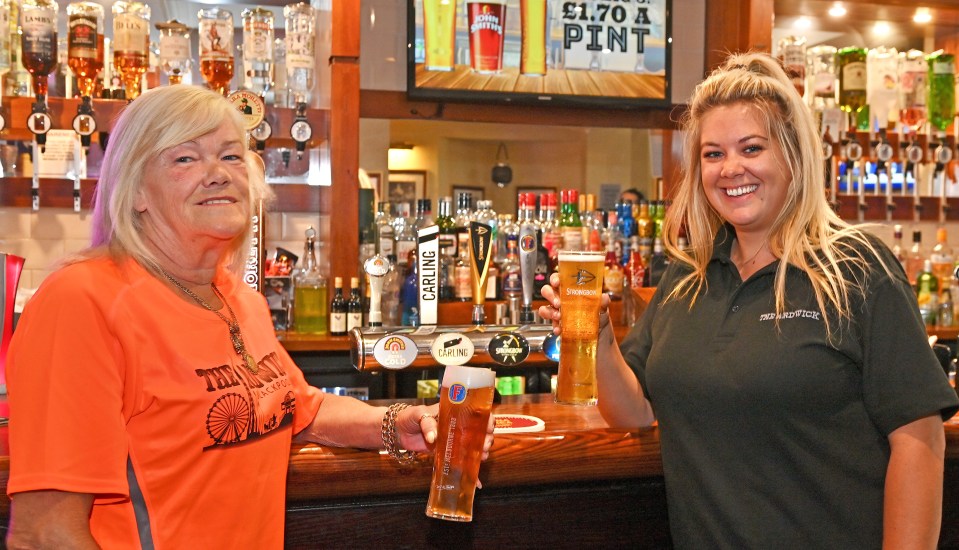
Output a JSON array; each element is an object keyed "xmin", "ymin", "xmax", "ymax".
[
  {"xmin": 883, "ymin": 414, "xmax": 946, "ymax": 550},
  {"xmin": 7, "ymin": 491, "xmax": 98, "ymax": 550},
  {"xmin": 539, "ymin": 274, "xmax": 655, "ymax": 428}
]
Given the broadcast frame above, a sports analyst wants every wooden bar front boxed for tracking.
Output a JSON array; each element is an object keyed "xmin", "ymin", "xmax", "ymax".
[{"xmin": 0, "ymin": 394, "xmax": 958, "ymax": 546}]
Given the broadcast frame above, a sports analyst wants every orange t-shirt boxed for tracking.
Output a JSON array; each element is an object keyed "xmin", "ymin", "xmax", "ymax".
[{"xmin": 7, "ymin": 257, "xmax": 324, "ymax": 549}]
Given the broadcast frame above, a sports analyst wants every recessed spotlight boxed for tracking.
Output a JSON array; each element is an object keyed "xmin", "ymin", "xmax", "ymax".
[
  {"xmin": 914, "ymin": 8, "xmax": 933, "ymax": 24},
  {"xmin": 828, "ymin": 2, "xmax": 847, "ymax": 17},
  {"xmin": 794, "ymin": 17, "xmax": 812, "ymax": 30},
  {"xmin": 872, "ymin": 21, "xmax": 891, "ymax": 36}
]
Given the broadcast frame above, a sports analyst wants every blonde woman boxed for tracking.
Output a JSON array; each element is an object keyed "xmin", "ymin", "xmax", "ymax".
[{"xmin": 541, "ymin": 52, "xmax": 958, "ymax": 548}]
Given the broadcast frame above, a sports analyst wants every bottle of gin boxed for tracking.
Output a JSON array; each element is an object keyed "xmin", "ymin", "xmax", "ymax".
[{"xmin": 293, "ymin": 226, "xmax": 328, "ymax": 334}]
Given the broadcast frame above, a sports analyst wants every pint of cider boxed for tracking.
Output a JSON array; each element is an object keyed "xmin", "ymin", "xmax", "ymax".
[
  {"xmin": 423, "ymin": 0, "xmax": 457, "ymax": 71},
  {"xmin": 425, "ymin": 365, "xmax": 495, "ymax": 522},
  {"xmin": 556, "ymin": 250, "xmax": 606, "ymax": 405}
]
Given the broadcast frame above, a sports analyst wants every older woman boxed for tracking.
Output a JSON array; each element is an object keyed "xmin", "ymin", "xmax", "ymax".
[
  {"xmin": 542, "ymin": 53, "xmax": 958, "ymax": 548},
  {"xmin": 5, "ymin": 86, "xmax": 478, "ymax": 548}
]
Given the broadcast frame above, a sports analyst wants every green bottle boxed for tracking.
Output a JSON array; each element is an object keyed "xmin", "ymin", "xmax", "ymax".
[
  {"xmin": 559, "ymin": 189, "xmax": 582, "ymax": 251},
  {"xmin": 293, "ymin": 226, "xmax": 329, "ymax": 334},
  {"xmin": 927, "ymin": 51, "xmax": 956, "ymax": 133},
  {"xmin": 837, "ymin": 46, "xmax": 869, "ymax": 131},
  {"xmin": 916, "ymin": 259, "xmax": 939, "ymax": 326}
]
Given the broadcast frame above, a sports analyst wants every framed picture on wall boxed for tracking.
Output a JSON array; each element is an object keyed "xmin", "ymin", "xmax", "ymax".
[
  {"xmin": 452, "ymin": 185, "xmax": 485, "ymax": 204},
  {"xmin": 516, "ymin": 186, "xmax": 557, "ymax": 211},
  {"xmin": 385, "ymin": 170, "xmax": 426, "ymax": 207}
]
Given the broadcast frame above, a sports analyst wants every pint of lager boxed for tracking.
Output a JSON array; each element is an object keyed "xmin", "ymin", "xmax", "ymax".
[
  {"xmin": 425, "ymin": 365, "xmax": 495, "ymax": 522},
  {"xmin": 423, "ymin": 0, "xmax": 456, "ymax": 71},
  {"xmin": 520, "ymin": 0, "xmax": 547, "ymax": 76},
  {"xmin": 556, "ymin": 250, "xmax": 606, "ymax": 405},
  {"xmin": 466, "ymin": 0, "xmax": 506, "ymax": 73}
]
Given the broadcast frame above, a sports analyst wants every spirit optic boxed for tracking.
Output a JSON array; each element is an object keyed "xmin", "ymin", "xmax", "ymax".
[
  {"xmin": 112, "ymin": 0, "xmax": 150, "ymax": 100},
  {"xmin": 67, "ymin": 1, "xmax": 104, "ymax": 99}
]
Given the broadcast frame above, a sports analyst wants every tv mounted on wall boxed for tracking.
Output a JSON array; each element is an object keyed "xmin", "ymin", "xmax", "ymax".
[{"xmin": 407, "ymin": 0, "xmax": 672, "ymax": 108}]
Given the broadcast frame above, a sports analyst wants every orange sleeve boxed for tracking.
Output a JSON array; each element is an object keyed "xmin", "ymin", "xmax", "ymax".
[{"xmin": 7, "ymin": 267, "xmax": 130, "ymax": 498}]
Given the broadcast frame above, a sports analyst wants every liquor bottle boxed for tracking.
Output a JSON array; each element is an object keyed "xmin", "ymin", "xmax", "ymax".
[
  {"xmin": 926, "ymin": 51, "xmax": 956, "ymax": 134},
  {"xmin": 0, "ymin": 0, "xmax": 10, "ymax": 84},
  {"xmin": 380, "ymin": 254, "xmax": 402, "ymax": 326},
  {"xmin": 648, "ymin": 237, "xmax": 668, "ymax": 287},
  {"xmin": 916, "ymin": 259, "xmax": 939, "ymax": 326},
  {"xmin": 930, "ymin": 227, "xmax": 954, "ymax": 293},
  {"xmin": 533, "ymin": 229, "xmax": 550, "ymax": 300},
  {"xmin": 806, "ymin": 44, "xmax": 837, "ymax": 112},
  {"xmin": 539, "ymin": 192, "xmax": 561, "ymax": 264},
  {"xmin": 904, "ymin": 230, "xmax": 925, "ymax": 286},
  {"xmin": 496, "ymin": 213, "xmax": 518, "ymax": 267},
  {"xmin": 197, "ymin": 7, "xmax": 234, "ymax": 97},
  {"xmin": 602, "ymin": 209, "xmax": 623, "ymax": 266},
  {"xmin": 939, "ymin": 288, "xmax": 954, "ymax": 327},
  {"xmin": 66, "ymin": 1, "xmax": 103, "ymax": 99},
  {"xmin": 401, "ymin": 249, "xmax": 418, "ymax": 325},
  {"xmin": 283, "ymin": 2, "xmax": 315, "ymax": 106},
  {"xmin": 241, "ymin": 7, "xmax": 274, "ymax": 96},
  {"xmin": 20, "ymin": 0, "xmax": 59, "ymax": 99},
  {"xmin": 636, "ymin": 200, "xmax": 653, "ymax": 266},
  {"xmin": 603, "ymin": 239, "xmax": 624, "ymax": 300},
  {"xmin": 112, "ymin": 1, "xmax": 150, "ymax": 100},
  {"xmin": 618, "ymin": 200, "xmax": 637, "ymax": 266},
  {"xmin": 474, "ymin": 199, "xmax": 499, "ymax": 264},
  {"xmin": 559, "ymin": 189, "xmax": 583, "ymax": 252},
  {"xmin": 501, "ymin": 236, "xmax": 522, "ymax": 301},
  {"xmin": 374, "ymin": 202, "xmax": 395, "ymax": 258},
  {"xmin": 329, "ymin": 276, "xmax": 347, "ymax": 336},
  {"xmin": 347, "ymin": 276, "xmax": 363, "ymax": 331},
  {"xmin": 293, "ymin": 226, "xmax": 329, "ymax": 334},
  {"xmin": 898, "ymin": 49, "xmax": 927, "ymax": 133},
  {"xmin": 866, "ymin": 46, "xmax": 899, "ymax": 131},
  {"xmin": 435, "ymin": 196, "xmax": 456, "ymax": 301},
  {"xmin": 583, "ymin": 194, "xmax": 603, "ymax": 252},
  {"xmin": 155, "ymin": 19, "xmax": 191, "ymax": 85},
  {"xmin": 626, "ymin": 235, "xmax": 645, "ymax": 290},
  {"xmin": 454, "ymin": 238, "xmax": 472, "ymax": 302},
  {"xmin": 453, "ymin": 192, "xmax": 474, "ymax": 273},
  {"xmin": 414, "ymin": 198, "xmax": 434, "ymax": 230},
  {"xmin": 837, "ymin": 46, "xmax": 868, "ymax": 131},
  {"xmin": 777, "ymin": 35, "xmax": 806, "ymax": 97},
  {"xmin": 891, "ymin": 224, "xmax": 905, "ymax": 268},
  {"xmin": 393, "ymin": 202, "xmax": 416, "ymax": 272}
]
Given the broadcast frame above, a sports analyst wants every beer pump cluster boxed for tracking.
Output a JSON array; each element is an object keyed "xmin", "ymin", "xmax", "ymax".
[{"xmin": 350, "ymin": 221, "xmax": 558, "ymax": 374}]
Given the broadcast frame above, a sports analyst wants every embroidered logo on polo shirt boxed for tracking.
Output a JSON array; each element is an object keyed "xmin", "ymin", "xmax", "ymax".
[{"xmin": 759, "ymin": 309, "xmax": 822, "ymax": 322}]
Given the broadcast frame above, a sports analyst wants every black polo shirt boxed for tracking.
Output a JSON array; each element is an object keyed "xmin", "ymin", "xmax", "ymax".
[{"xmin": 621, "ymin": 224, "xmax": 959, "ymax": 549}]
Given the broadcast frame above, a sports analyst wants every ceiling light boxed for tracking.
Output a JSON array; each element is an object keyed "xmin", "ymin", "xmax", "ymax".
[
  {"xmin": 828, "ymin": 2, "xmax": 846, "ymax": 17},
  {"xmin": 872, "ymin": 21, "xmax": 891, "ymax": 36},
  {"xmin": 793, "ymin": 17, "xmax": 812, "ymax": 30},
  {"xmin": 914, "ymin": 8, "xmax": 933, "ymax": 24}
]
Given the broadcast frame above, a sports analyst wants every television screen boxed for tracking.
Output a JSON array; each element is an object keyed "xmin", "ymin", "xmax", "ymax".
[{"xmin": 407, "ymin": 0, "xmax": 672, "ymax": 108}]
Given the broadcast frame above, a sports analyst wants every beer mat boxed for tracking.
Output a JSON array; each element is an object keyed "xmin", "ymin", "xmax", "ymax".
[{"xmin": 493, "ymin": 414, "xmax": 545, "ymax": 433}]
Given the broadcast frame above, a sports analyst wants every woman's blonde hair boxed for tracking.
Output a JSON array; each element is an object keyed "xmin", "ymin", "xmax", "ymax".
[
  {"xmin": 662, "ymin": 52, "xmax": 890, "ymax": 338},
  {"xmin": 88, "ymin": 85, "xmax": 273, "ymax": 273}
]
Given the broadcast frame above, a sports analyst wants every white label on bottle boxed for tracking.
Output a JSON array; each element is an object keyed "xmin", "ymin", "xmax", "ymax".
[
  {"xmin": 160, "ymin": 34, "xmax": 191, "ymax": 63},
  {"xmin": 562, "ymin": 228, "xmax": 583, "ymax": 251},
  {"xmin": 933, "ymin": 60, "xmax": 955, "ymax": 75},
  {"xmin": 331, "ymin": 312, "xmax": 346, "ymax": 333},
  {"xmin": 113, "ymin": 13, "xmax": 148, "ymax": 53},
  {"xmin": 347, "ymin": 312, "xmax": 362, "ymax": 331},
  {"xmin": 286, "ymin": 33, "xmax": 314, "ymax": 69},
  {"xmin": 244, "ymin": 21, "xmax": 273, "ymax": 60},
  {"xmin": 842, "ymin": 61, "xmax": 866, "ymax": 91},
  {"xmin": 199, "ymin": 19, "xmax": 234, "ymax": 62}
]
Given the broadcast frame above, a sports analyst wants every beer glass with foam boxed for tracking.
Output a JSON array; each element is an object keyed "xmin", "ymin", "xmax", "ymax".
[
  {"xmin": 425, "ymin": 365, "xmax": 495, "ymax": 522},
  {"xmin": 556, "ymin": 250, "xmax": 605, "ymax": 405}
]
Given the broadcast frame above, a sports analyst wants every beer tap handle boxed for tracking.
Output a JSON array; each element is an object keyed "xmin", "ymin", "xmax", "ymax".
[
  {"xmin": 935, "ymin": 139, "xmax": 953, "ymax": 223},
  {"xmin": 364, "ymin": 255, "xmax": 391, "ymax": 327},
  {"xmin": 518, "ymin": 224, "xmax": 537, "ymax": 324},
  {"xmin": 468, "ymin": 221, "xmax": 494, "ymax": 326}
]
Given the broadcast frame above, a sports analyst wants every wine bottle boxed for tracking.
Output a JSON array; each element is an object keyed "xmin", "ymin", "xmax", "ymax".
[
  {"xmin": 837, "ymin": 46, "xmax": 868, "ymax": 131},
  {"xmin": 330, "ymin": 276, "xmax": 347, "ymax": 336}
]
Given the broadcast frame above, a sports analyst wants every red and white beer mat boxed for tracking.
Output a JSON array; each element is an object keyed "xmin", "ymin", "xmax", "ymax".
[{"xmin": 493, "ymin": 414, "xmax": 545, "ymax": 433}]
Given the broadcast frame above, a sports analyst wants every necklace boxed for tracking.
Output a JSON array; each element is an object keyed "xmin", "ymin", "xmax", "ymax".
[
  {"xmin": 735, "ymin": 239, "xmax": 768, "ymax": 267},
  {"xmin": 154, "ymin": 266, "xmax": 259, "ymax": 375}
]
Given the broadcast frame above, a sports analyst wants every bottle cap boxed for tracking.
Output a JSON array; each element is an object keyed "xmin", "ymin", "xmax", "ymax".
[
  {"xmin": 335, "ymin": 276, "xmax": 343, "ymax": 287},
  {"xmin": 351, "ymin": 276, "xmax": 359, "ymax": 287}
]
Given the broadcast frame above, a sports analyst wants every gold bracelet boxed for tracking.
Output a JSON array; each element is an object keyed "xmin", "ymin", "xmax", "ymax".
[{"xmin": 381, "ymin": 403, "xmax": 418, "ymax": 465}]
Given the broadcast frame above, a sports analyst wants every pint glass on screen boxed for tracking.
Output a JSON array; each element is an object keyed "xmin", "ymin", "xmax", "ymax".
[
  {"xmin": 466, "ymin": 0, "xmax": 506, "ymax": 73},
  {"xmin": 557, "ymin": 250, "xmax": 606, "ymax": 405},
  {"xmin": 520, "ymin": 0, "xmax": 547, "ymax": 76},
  {"xmin": 425, "ymin": 365, "xmax": 495, "ymax": 522},
  {"xmin": 423, "ymin": 0, "xmax": 456, "ymax": 71}
]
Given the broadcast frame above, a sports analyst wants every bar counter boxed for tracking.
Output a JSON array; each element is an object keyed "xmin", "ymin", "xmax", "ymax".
[{"xmin": 0, "ymin": 395, "xmax": 958, "ymax": 546}]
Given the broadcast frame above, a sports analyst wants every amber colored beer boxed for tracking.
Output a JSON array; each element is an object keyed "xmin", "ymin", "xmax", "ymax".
[
  {"xmin": 557, "ymin": 250, "xmax": 605, "ymax": 405},
  {"xmin": 466, "ymin": 0, "xmax": 506, "ymax": 73},
  {"xmin": 426, "ymin": 365, "xmax": 495, "ymax": 522},
  {"xmin": 520, "ymin": 0, "xmax": 547, "ymax": 76},
  {"xmin": 423, "ymin": 0, "xmax": 456, "ymax": 71}
]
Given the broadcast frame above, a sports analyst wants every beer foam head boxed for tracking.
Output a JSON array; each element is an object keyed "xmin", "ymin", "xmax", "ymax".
[
  {"xmin": 442, "ymin": 365, "xmax": 495, "ymax": 389},
  {"xmin": 557, "ymin": 250, "xmax": 605, "ymax": 263}
]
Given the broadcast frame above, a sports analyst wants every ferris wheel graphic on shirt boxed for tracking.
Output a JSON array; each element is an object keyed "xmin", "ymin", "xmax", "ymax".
[{"xmin": 205, "ymin": 390, "xmax": 296, "ymax": 446}]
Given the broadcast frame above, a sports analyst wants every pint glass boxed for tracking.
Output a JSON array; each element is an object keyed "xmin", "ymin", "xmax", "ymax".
[
  {"xmin": 466, "ymin": 0, "xmax": 506, "ymax": 73},
  {"xmin": 426, "ymin": 365, "xmax": 495, "ymax": 522},
  {"xmin": 423, "ymin": 0, "xmax": 456, "ymax": 71},
  {"xmin": 520, "ymin": 0, "xmax": 547, "ymax": 76},
  {"xmin": 556, "ymin": 250, "xmax": 606, "ymax": 405}
]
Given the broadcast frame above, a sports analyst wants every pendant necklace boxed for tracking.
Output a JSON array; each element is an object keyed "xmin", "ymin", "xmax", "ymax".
[{"xmin": 154, "ymin": 265, "xmax": 259, "ymax": 374}]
